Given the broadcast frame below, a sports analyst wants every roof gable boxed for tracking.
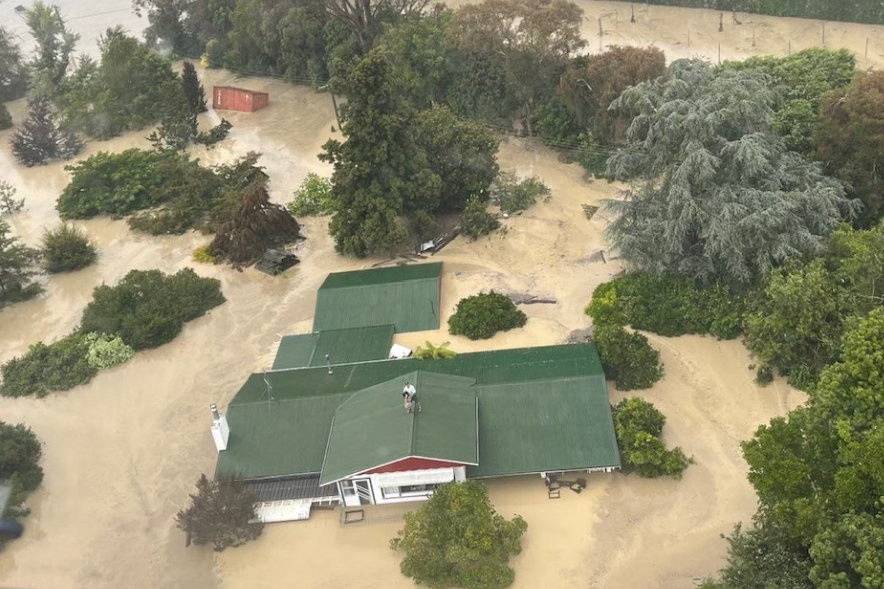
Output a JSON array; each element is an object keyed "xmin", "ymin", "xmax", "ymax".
[{"xmin": 319, "ymin": 371, "xmax": 478, "ymax": 485}]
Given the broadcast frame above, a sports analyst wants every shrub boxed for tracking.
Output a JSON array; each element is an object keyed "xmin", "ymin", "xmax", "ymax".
[
  {"xmin": 0, "ymin": 182, "xmax": 24, "ymax": 216},
  {"xmin": 414, "ymin": 341, "xmax": 456, "ymax": 360},
  {"xmin": 586, "ymin": 273, "xmax": 745, "ymax": 339},
  {"xmin": 391, "ymin": 481, "xmax": 527, "ymax": 588},
  {"xmin": 83, "ymin": 332, "xmax": 134, "ymax": 370},
  {"xmin": 0, "ymin": 221, "xmax": 41, "ymax": 307},
  {"xmin": 195, "ymin": 119, "xmax": 232, "ymax": 147},
  {"xmin": 210, "ymin": 182, "xmax": 301, "ymax": 267},
  {"xmin": 176, "ymin": 474, "xmax": 263, "ymax": 551},
  {"xmin": 288, "ymin": 173, "xmax": 334, "ymax": 216},
  {"xmin": 490, "ymin": 172, "xmax": 550, "ymax": 215},
  {"xmin": 0, "ymin": 422, "xmax": 43, "ymax": 512},
  {"xmin": 41, "ymin": 224, "xmax": 97, "ymax": 273},
  {"xmin": 80, "ymin": 268, "xmax": 225, "ymax": 350},
  {"xmin": 613, "ymin": 397, "xmax": 690, "ymax": 478},
  {"xmin": 575, "ymin": 133, "xmax": 608, "ymax": 177},
  {"xmin": 192, "ymin": 244, "xmax": 217, "ymax": 264},
  {"xmin": 593, "ymin": 323, "xmax": 663, "ymax": 390},
  {"xmin": 448, "ymin": 291, "xmax": 527, "ymax": 340},
  {"xmin": 0, "ymin": 103, "xmax": 11, "ymax": 130},
  {"xmin": 460, "ymin": 195, "xmax": 499, "ymax": 239},
  {"xmin": 0, "ymin": 333, "xmax": 96, "ymax": 397},
  {"xmin": 204, "ymin": 39, "xmax": 225, "ymax": 68}
]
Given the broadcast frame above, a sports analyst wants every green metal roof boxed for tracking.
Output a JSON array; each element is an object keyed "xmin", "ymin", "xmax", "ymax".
[
  {"xmin": 319, "ymin": 371, "xmax": 478, "ymax": 485},
  {"xmin": 234, "ymin": 344, "xmax": 605, "ymax": 405},
  {"xmin": 312, "ymin": 263, "xmax": 442, "ymax": 332},
  {"xmin": 218, "ymin": 344, "xmax": 619, "ymax": 480},
  {"xmin": 272, "ymin": 325, "xmax": 395, "ymax": 370},
  {"xmin": 216, "ymin": 393, "xmax": 349, "ymax": 479},
  {"xmin": 468, "ymin": 374, "xmax": 619, "ymax": 477}
]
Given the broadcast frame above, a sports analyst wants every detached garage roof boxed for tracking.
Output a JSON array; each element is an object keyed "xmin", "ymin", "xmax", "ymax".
[
  {"xmin": 313, "ymin": 263, "xmax": 442, "ymax": 332},
  {"xmin": 272, "ymin": 325, "xmax": 395, "ymax": 369}
]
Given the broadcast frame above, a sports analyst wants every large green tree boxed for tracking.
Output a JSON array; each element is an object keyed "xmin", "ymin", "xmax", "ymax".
[
  {"xmin": 25, "ymin": 1, "xmax": 78, "ymax": 96},
  {"xmin": 559, "ymin": 45, "xmax": 665, "ymax": 144},
  {"xmin": 321, "ymin": 49, "xmax": 435, "ymax": 256},
  {"xmin": 57, "ymin": 28, "xmax": 183, "ymax": 139},
  {"xmin": 134, "ymin": 0, "xmax": 236, "ymax": 57},
  {"xmin": 391, "ymin": 481, "xmax": 527, "ymax": 589},
  {"xmin": 0, "ymin": 27, "xmax": 28, "ymax": 101},
  {"xmin": 816, "ymin": 70, "xmax": 884, "ymax": 227},
  {"xmin": 721, "ymin": 308, "xmax": 884, "ymax": 588},
  {"xmin": 606, "ymin": 60, "xmax": 853, "ymax": 286}
]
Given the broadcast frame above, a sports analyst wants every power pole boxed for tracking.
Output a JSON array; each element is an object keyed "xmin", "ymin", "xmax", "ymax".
[{"xmin": 631, "ymin": 2, "xmax": 635, "ymax": 23}]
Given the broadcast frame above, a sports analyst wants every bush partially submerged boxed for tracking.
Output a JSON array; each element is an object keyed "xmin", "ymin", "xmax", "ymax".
[
  {"xmin": 613, "ymin": 397, "xmax": 691, "ymax": 478},
  {"xmin": 0, "ymin": 333, "xmax": 96, "ymax": 397},
  {"xmin": 448, "ymin": 291, "xmax": 527, "ymax": 340},
  {"xmin": 80, "ymin": 268, "xmax": 225, "ymax": 350},
  {"xmin": 391, "ymin": 481, "xmax": 527, "ymax": 588},
  {"xmin": 288, "ymin": 173, "xmax": 334, "ymax": 216},
  {"xmin": 587, "ymin": 273, "xmax": 745, "ymax": 339},
  {"xmin": 176, "ymin": 474, "xmax": 263, "ymax": 552},
  {"xmin": 0, "ymin": 221, "xmax": 42, "ymax": 307},
  {"xmin": 490, "ymin": 172, "xmax": 550, "ymax": 215},
  {"xmin": 41, "ymin": 224, "xmax": 97, "ymax": 273},
  {"xmin": 0, "ymin": 422, "xmax": 43, "ymax": 515},
  {"xmin": 83, "ymin": 332, "xmax": 134, "ymax": 370},
  {"xmin": 460, "ymin": 195, "xmax": 499, "ymax": 239},
  {"xmin": 593, "ymin": 323, "xmax": 663, "ymax": 390},
  {"xmin": 0, "ymin": 182, "xmax": 25, "ymax": 216}
]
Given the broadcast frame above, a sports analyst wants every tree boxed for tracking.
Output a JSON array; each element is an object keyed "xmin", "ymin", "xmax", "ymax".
[
  {"xmin": 181, "ymin": 61, "xmax": 207, "ymax": 114},
  {"xmin": 25, "ymin": 1, "xmax": 78, "ymax": 95},
  {"xmin": 391, "ymin": 481, "xmax": 527, "ymax": 589},
  {"xmin": 0, "ymin": 104, "xmax": 11, "ymax": 130},
  {"xmin": 175, "ymin": 474, "xmax": 263, "ymax": 551},
  {"xmin": 288, "ymin": 173, "xmax": 334, "ymax": 216},
  {"xmin": 713, "ymin": 309, "xmax": 884, "ymax": 588},
  {"xmin": 560, "ymin": 45, "xmax": 665, "ymax": 144},
  {"xmin": 0, "ymin": 27, "xmax": 28, "ymax": 101},
  {"xmin": 414, "ymin": 105, "xmax": 499, "ymax": 212},
  {"xmin": 606, "ymin": 60, "xmax": 853, "ymax": 286},
  {"xmin": 448, "ymin": 291, "xmax": 527, "ymax": 340},
  {"xmin": 0, "ymin": 422, "xmax": 43, "ymax": 512},
  {"xmin": 816, "ymin": 71, "xmax": 884, "ymax": 227},
  {"xmin": 593, "ymin": 323, "xmax": 663, "ymax": 390},
  {"xmin": 0, "ymin": 220, "xmax": 41, "ymax": 307},
  {"xmin": 11, "ymin": 95, "xmax": 83, "ymax": 166},
  {"xmin": 454, "ymin": 0, "xmax": 584, "ymax": 135},
  {"xmin": 0, "ymin": 182, "xmax": 24, "ymax": 217},
  {"xmin": 41, "ymin": 224, "xmax": 97, "ymax": 273},
  {"xmin": 148, "ymin": 90, "xmax": 198, "ymax": 151},
  {"xmin": 612, "ymin": 397, "xmax": 690, "ymax": 478},
  {"xmin": 133, "ymin": 0, "xmax": 236, "ymax": 57},
  {"xmin": 460, "ymin": 195, "xmax": 499, "ymax": 239},
  {"xmin": 744, "ymin": 223, "xmax": 883, "ymax": 389},
  {"xmin": 320, "ymin": 49, "xmax": 431, "ymax": 256},
  {"xmin": 208, "ymin": 182, "xmax": 302, "ymax": 266},
  {"xmin": 57, "ymin": 28, "xmax": 183, "ymax": 139},
  {"xmin": 325, "ymin": 0, "xmax": 430, "ymax": 52},
  {"xmin": 489, "ymin": 172, "xmax": 549, "ymax": 215},
  {"xmin": 723, "ymin": 48, "xmax": 855, "ymax": 154}
]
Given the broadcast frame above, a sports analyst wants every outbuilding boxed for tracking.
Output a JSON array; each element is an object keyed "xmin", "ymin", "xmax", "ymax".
[{"xmin": 212, "ymin": 86, "xmax": 269, "ymax": 112}]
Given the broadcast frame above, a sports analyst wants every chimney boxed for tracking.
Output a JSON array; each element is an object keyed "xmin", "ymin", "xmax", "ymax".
[{"xmin": 210, "ymin": 403, "xmax": 230, "ymax": 452}]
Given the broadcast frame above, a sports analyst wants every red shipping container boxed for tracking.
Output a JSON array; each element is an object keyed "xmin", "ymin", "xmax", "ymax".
[{"xmin": 212, "ymin": 86, "xmax": 270, "ymax": 112}]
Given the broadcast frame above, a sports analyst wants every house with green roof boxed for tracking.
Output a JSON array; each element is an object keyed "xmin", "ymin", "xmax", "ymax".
[{"xmin": 210, "ymin": 263, "xmax": 620, "ymax": 522}]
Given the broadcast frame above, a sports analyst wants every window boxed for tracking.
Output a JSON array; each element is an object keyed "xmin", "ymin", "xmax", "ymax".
[{"xmin": 381, "ymin": 483, "xmax": 439, "ymax": 499}]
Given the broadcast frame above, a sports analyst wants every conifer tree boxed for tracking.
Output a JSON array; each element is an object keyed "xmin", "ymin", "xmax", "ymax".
[
  {"xmin": 181, "ymin": 61, "xmax": 207, "ymax": 114},
  {"xmin": 0, "ymin": 220, "xmax": 41, "ymax": 306},
  {"xmin": 10, "ymin": 95, "xmax": 83, "ymax": 167}
]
